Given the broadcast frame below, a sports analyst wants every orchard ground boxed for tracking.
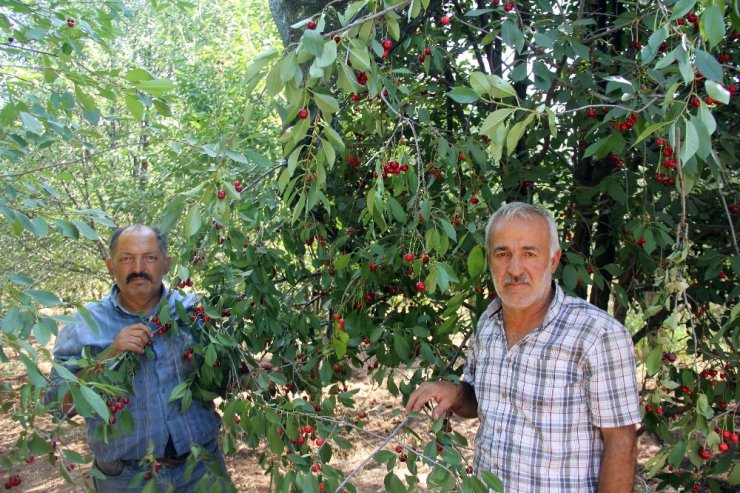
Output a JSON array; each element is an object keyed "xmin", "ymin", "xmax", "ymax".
[{"xmin": 1, "ymin": 342, "xmax": 682, "ymax": 493}]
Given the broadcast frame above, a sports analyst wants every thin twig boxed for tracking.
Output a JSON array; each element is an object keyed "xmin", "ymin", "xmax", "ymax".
[
  {"xmin": 335, "ymin": 416, "xmax": 411, "ymax": 492},
  {"xmin": 0, "ymin": 140, "xmax": 170, "ymax": 178},
  {"xmin": 323, "ymin": 0, "xmax": 412, "ymax": 39}
]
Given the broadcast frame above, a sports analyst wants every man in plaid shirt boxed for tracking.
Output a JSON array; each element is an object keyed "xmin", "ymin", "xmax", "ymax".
[{"xmin": 407, "ymin": 202, "xmax": 641, "ymax": 492}]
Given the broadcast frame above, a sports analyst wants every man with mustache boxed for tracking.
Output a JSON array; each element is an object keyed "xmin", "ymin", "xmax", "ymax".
[
  {"xmin": 406, "ymin": 203, "xmax": 640, "ymax": 492},
  {"xmin": 47, "ymin": 225, "xmax": 233, "ymax": 492}
]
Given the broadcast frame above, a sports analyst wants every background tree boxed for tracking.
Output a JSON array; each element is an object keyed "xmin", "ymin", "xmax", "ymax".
[{"xmin": 1, "ymin": 0, "xmax": 738, "ymax": 492}]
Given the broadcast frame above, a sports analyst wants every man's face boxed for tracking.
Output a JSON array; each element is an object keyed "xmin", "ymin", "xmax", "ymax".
[
  {"xmin": 487, "ymin": 215, "xmax": 561, "ymax": 310},
  {"xmin": 105, "ymin": 228, "xmax": 171, "ymax": 306}
]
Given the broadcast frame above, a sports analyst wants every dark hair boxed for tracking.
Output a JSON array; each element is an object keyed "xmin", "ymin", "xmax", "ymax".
[{"xmin": 108, "ymin": 225, "xmax": 168, "ymax": 258}]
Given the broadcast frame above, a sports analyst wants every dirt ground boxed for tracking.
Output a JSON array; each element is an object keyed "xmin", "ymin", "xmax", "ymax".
[{"xmin": 1, "ymin": 352, "xmax": 667, "ymax": 493}]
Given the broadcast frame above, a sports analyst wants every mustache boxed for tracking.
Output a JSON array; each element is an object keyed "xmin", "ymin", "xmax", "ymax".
[
  {"xmin": 503, "ymin": 275, "xmax": 530, "ymax": 285},
  {"xmin": 126, "ymin": 272, "xmax": 153, "ymax": 284}
]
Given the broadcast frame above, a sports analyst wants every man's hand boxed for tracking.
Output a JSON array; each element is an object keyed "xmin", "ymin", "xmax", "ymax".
[
  {"xmin": 405, "ymin": 381, "xmax": 478, "ymax": 420},
  {"xmin": 109, "ymin": 323, "xmax": 153, "ymax": 357}
]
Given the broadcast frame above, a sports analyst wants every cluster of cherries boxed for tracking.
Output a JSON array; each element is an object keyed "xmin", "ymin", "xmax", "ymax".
[
  {"xmin": 653, "ymin": 138, "xmax": 678, "ymax": 186},
  {"xmin": 372, "ymin": 160, "xmax": 409, "ymax": 180},
  {"xmin": 106, "ymin": 395, "xmax": 130, "ymax": 425},
  {"xmin": 611, "ymin": 111, "xmax": 639, "ymax": 133}
]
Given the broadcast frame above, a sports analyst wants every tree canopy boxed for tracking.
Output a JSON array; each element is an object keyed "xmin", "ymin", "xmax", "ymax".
[{"xmin": 0, "ymin": 0, "xmax": 738, "ymax": 491}]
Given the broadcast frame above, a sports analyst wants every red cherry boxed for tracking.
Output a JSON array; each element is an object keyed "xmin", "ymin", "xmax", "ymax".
[
  {"xmin": 416, "ymin": 281, "xmax": 426, "ymax": 292},
  {"xmin": 503, "ymin": 1, "xmax": 515, "ymax": 12},
  {"xmin": 441, "ymin": 16, "xmax": 451, "ymax": 26},
  {"xmin": 307, "ymin": 20, "xmax": 317, "ymax": 30},
  {"xmin": 399, "ymin": 453, "xmax": 407, "ymax": 462},
  {"xmin": 395, "ymin": 444, "xmax": 403, "ymax": 453},
  {"xmin": 297, "ymin": 436, "xmax": 306, "ymax": 445},
  {"xmin": 217, "ymin": 189, "xmax": 226, "ymax": 200},
  {"xmin": 315, "ymin": 438, "xmax": 324, "ymax": 446},
  {"xmin": 718, "ymin": 442, "xmax": 729, "ymax": 453},
  {"xmin": 731, "ymin": 433, "xmax": 739, "ymax": 443},
  {"xmin": 109, "ymin": 416, "xmax": 117, "ymax": 425},
  {"xmin": 304, "ymin": 425, "xmax": 313, "ymax": 434},
  {"xmin": 333, "ymin": 363, "xmax": 341, "ymax": 373},
  {"xmin": 698, "ymin": 448, "xmax": 711, "ymax": 460},
  {"xmin": 722, "ymin": 430, "xmax": 731, "ymax": 439},
  {"xmin": 382, "ymin": 39, "xmax": 393, "ymax": 50},
  {"xmin": 424, "ymin": 47, "xmax": 431, "ymax": 55},
  {"xmin": 298, "ymin": 108, "xmax": 309, "ymax": 120},
  {"xmin": 404, "ymin": 252, "xmax": 415, "ymax": 262}
]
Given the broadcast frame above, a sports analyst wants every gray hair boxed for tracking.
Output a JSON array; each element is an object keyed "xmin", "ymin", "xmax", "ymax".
[
  {"xmin": 484, "ymin": 202, "xmax": 560, "ymax": 256},
  {"xmin": 109, "ymin": 225, "xmax": 168, "ymax": 258}
]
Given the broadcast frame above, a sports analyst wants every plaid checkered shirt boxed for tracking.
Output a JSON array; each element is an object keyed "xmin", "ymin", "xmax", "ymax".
[{"xmin": 463, "ymin": 283, "xmax": 641, "ymax": 492}]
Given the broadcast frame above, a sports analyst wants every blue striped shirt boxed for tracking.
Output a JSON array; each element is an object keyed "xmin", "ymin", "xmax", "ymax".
[{"xmin": 47, "ymin": 285, "xmax": 221, "ymax": 462}]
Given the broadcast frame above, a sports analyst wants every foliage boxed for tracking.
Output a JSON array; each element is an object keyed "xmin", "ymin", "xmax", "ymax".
[{"xmin": 1, "ymin": 0, "xmax": 739, "ymax": 492}]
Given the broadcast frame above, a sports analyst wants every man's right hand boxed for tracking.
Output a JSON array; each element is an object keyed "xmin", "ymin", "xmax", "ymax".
[
  {"xmin": 405, "ymin": 381, "xmax": 477, "ymax": 420},
  {"xmin": 109, "ymin": 323, "xmax": 153, "ymax": 357}
]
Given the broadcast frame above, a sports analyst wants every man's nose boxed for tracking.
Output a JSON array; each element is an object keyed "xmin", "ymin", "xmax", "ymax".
[
  {"xmin": 506, "ymin": 254, "xmax": 524, "ymax": 276},
  {"xmin": 133, "ymin": 257, "xmax": 146, "ymax": 271}
]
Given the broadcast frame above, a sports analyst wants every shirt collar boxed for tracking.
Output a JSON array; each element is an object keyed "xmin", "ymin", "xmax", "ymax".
[{"xmin": 109, "ymin": 283, "xmax": 168, "ymax": 316}]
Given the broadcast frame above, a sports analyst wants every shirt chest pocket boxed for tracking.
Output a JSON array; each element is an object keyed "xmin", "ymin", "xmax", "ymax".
[{"xmin": 511, "ymin": 356, "xmax": 581, "ymax": 415}]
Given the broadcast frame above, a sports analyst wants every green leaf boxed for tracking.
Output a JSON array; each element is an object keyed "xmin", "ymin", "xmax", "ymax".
[
  {"xmin": 446, "ymin": 87, "xmax": 480, "ymax": 104},
  {"xmin": 267, "ymin": 425, "xmax": 284, "ymax": 455},
  {"xmin": 349, "ymin": 39, "xmax": 371, "ymax": 70},
  {"xmin": 136, "ymin": 79, "xmax": 175, "ymax": 96},
  {"xmin": 393, "ymin": 332, "xmax": 411, "ymax": 360},
  {"xmin": 469, "ymin": 71, "xmax": 492, "ymax": 96},
  {"xmin": 680, "ymin": 119, "xmax": 698, "ymax": 163},
  {"xmin": 705, "ymin": 80, "xmax": 730, "ymax": 105},
  {"xmin": 302, "ymin": 30, "xmax": 325, "ymax": 56},
  {"xmin": 696, "ymin": 394, "xmax": 714, "ymax": 419},
  {"xmin": 506, "ymin": 113, "xmax": 535, "ymax": 155},
  {"xmin": 489, "ymin": 75, "xmax": 518, "ymax": 99},
  {"xmin": 19, "ymin": 112, "xmax": 44, "ymax": 135},
  {"xmin": 694, "ymin": 50, "xmax": 723, "ymax": 82},
  {"xmin": 124, "ymin": 68, "xmax": 154, "ymax": 82},
  {"xmin": 125, "ymin": 94, "xmax": 144, "ymax": 120},
  {"xmin": 480, "ymin": 471, "xmax": 504, "ymax": 492},
  {"xmin": 314, "ymin": 93, "xmax": 339, "ymax": 114},
  {"xmin": 80, "ymin": 386, "xmax": 110, "ymax": 420},
  {"xmin": 501, "ymin": 19, "xmax": 524, "ymax": 53},
  {"xmin": 23, "ymin": 289, "xmax": 62, "ymax": 306},
  {"xmin": 467, "ymin": 245, "xmax": 486, "ymax": 277},
  {"xmin": 184, "ymin": 205, "xmax": 201, "ymax": 237},
  {"xmin": 479, "ymin": 108, "xmax": 516, "ymax": 137},
  {"xmin": 729, "ymin": 461, "xmax": 740, "ymax": 485},
  {"xmin": 315, "ymin": 40, "xmax": 337, "ymax": 68},
  {"xmin": 72, "ymin": 221, "xmax": 98, "ymax": 240},
  {"xmin": 387, "ymin": 196, "xmax": 407, "ymax": 223},
  {"xmin": 646, "ymin": 345, "xmax": 663, "ymax": 376},
  {"xmin": 670, "ymin": 0, "xmax": 697, "ymax": 20},
  {"xmin": 332, "ymin": 330, "xmax": 349, "ymax": 359},
  {"xmin": 701, "ymin": 5, "xmax": 725, "ymax": 49},
  {"xmin": 633, "ymin": 121, "xmax": 671, "ymax": 146}
]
